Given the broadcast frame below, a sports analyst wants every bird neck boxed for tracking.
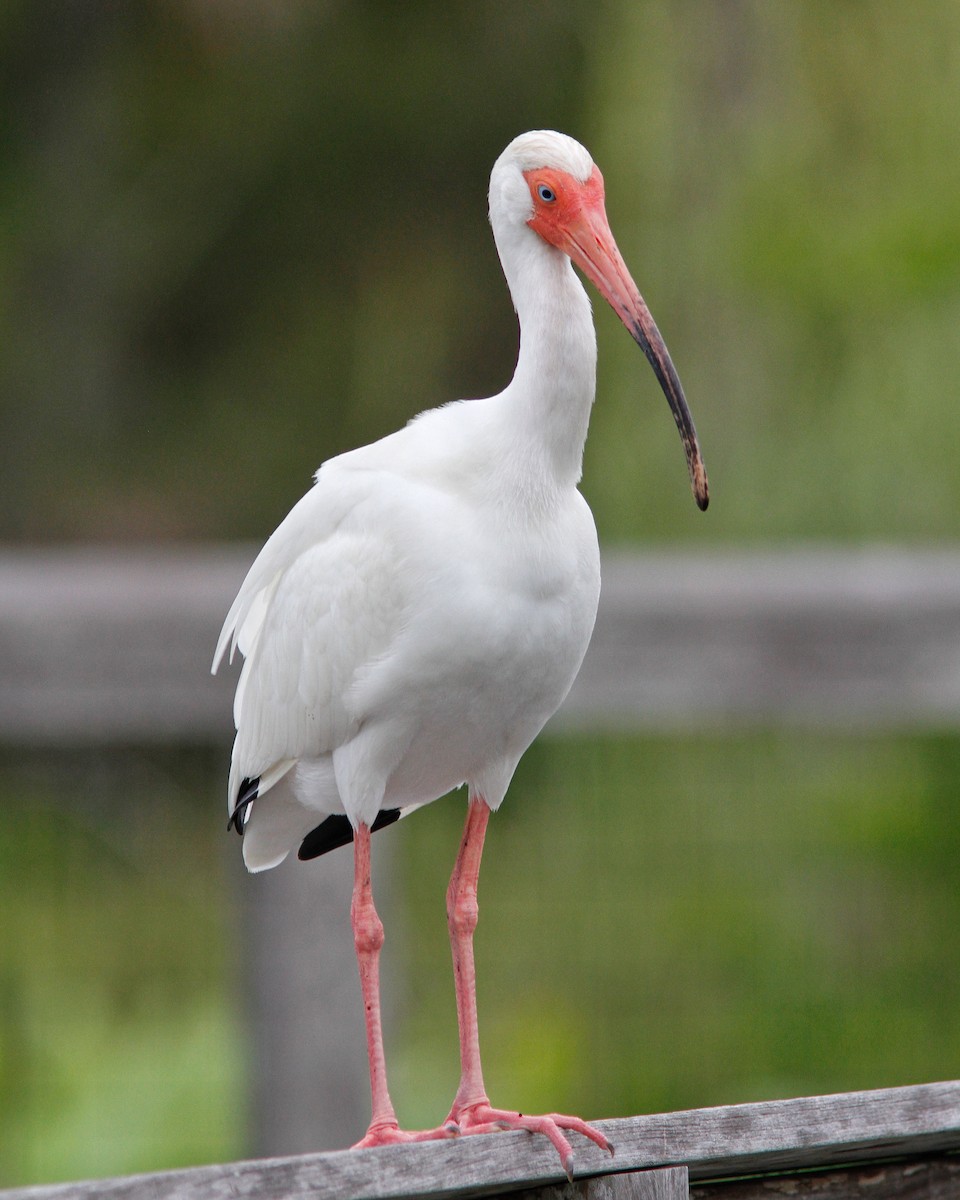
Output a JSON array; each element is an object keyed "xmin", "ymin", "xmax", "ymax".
[{"xmin": 499, "ymin": 237, "xmax": 598, "ymax": 493}]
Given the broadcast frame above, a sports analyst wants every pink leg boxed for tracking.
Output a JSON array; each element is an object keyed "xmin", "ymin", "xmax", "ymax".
[
  {"xmin": 350, "ymin": 823, "xmax": 455, "ymax": 1149},
  {"xmin": 445, "ymin": 798, "xmax": 491, "ymax": 1114},
  {"xmin": 444, "ymin": 798, "xmax": 614, "ymax": 1179}
]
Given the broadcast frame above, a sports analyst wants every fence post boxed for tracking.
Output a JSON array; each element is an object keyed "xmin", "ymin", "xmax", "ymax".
[{"xmin": 240, "ymin": 834, "xmax": 372, "ymax": 1155}]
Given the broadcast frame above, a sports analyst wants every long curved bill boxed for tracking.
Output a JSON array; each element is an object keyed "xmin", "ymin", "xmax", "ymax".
[{"xmin": 541, "ymin": 169, "xmax": 709, "ymax": 511}]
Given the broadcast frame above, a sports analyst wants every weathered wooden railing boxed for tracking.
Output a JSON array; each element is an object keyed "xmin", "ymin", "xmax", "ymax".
[
  {"xmin": 0, "ymin": 1082, "xmax": 957, "ymax": 1199},
  {"xmin": 4, "ymin": 544, "xmax": 960, "ymax": 742},
  {"xmin": 2, "ymin": 546, "xmax": 959, "ymax": 1166}
]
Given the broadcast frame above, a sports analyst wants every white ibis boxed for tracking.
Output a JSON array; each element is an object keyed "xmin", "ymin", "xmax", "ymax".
[{"xmin": 213, "ymin": 130, "xmax": 708, "ymax": 1177}]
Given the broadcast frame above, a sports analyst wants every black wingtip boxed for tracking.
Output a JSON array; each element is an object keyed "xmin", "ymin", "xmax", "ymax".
[
  {"xmin": 298, "ymin": 808, "xmax": 402, "ymax": 860},
  {"xmin": 227, "ymin": 776, "xmax": 260, "ymax": 835}
]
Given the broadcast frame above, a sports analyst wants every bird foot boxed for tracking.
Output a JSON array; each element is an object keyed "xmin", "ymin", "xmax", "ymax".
[
  {"xmin": 352, "ymin": 1118, "xmax": 459, "ymax": 1149},
  {"xmin": 450, "ymin": 1102, "xmax": 614, "ymax": 1180}
]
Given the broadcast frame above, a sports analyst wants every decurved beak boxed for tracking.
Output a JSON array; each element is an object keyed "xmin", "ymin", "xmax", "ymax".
[{"xmin": 549, "ymin": 181, "xmax": 709, "ymax": 511}]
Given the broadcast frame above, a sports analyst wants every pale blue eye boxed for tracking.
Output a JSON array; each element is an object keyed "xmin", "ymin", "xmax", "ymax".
[{"xmin": 537, "ymin": 183, "xmax": 556, "ymax": 203}]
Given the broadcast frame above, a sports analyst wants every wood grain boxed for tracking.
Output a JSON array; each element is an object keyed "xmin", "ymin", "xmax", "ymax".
[
  {"xmin": 690, "ymin": 1154, "xmax": 960, "ymax": 1199},
  {"xmin": 1, "ymin": 1082, "xmax": 957, "ymax": 1200},
  {"xmin": 505, "ymin": 1166, "xmax": 689, "ymax": 1200}
]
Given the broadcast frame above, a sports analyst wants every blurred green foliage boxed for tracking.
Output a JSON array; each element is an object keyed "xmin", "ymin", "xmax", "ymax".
[
  {"xmin": 2, "ymin": 2, "xmax": 958, "ymax": 543},
  {"xmin": 1, "ymin": 1, "xmax": 592, "ymax": 538},
  {"xmin": 394, "ymin": 733, "xmax": 960, "ymax": 1125},
  {"xmin": 0, "ymin": 751, "xmax": 242, "ymax": 1185},
  {"xmin": 584, "ymin": 3, "xmax": 960, "ymax": 539},
  {"xmin": 1, "ymin": 0, "xmax": 959, "ymax": 1189}
]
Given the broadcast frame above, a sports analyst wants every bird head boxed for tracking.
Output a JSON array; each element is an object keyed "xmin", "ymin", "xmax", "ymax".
[{"xmin": 490, "ymin": 130, "xmax": 709, "ymax": 512}]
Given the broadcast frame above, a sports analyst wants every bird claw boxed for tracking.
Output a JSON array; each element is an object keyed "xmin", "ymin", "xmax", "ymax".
[{"xmin": 450, "ymin": 1103, "xmax": 613, "ymax": 1179}]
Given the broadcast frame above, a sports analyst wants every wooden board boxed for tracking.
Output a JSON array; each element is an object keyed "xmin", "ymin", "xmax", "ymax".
[
  {"xmin": 508, "ymin": 1166, "xmax": 689, "ymax": 1200},
  {"xmin": 690, "ymin": 1155, "xmax": 960, "ymax": 1199},
  {"xmin": 4, "ymin": 546, "xmax": 960, "ymax": 744},
  {"xmin": 1, "ymin": 1081, "xmax": 957, "ymax": 1200}
]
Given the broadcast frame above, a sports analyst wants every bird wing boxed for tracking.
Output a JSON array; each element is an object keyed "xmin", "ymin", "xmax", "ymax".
[
  {"xmin": 213, "ymin": 455, "xmax": 420, "ymax": 824},
  {"xmin": 213, "ymin": 483, "xmax": 332, "ymax": 679},
  {"xmin": 214, "ymin": 401, "xmax": 512, "ymax": 831},
  {"xmin": 212, "ymin": 418, "xmax": 436, "ymax": 680}
]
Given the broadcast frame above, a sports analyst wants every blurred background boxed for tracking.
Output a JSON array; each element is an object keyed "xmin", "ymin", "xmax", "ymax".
[{"xmin": 2, "ymin": 0, "xmax": 959, "ymax": 1187}]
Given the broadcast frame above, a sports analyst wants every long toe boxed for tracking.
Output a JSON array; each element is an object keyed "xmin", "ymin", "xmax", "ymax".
[
  {"xmin": 352, "ymin": 1120, "xmax": 459, "ymax": 1149},
  {"xmin": 453, "ymin": 1103, "xmax": 613, "ymax": 1179}
]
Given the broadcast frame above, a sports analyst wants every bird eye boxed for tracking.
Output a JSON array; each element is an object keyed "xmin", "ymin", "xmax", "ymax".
[{"xmin": 537, "ymin": 183, "xmax": 556, "ymax": 203}]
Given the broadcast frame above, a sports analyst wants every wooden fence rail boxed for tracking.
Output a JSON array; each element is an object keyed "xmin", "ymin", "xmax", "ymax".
[
  {"xmin": 0, "ymin": 1082, "xmax": 957, "ymax": 1200},
  {"xmin": 3, "ymin": 544, "xmax": 960, "ymax": 743}
]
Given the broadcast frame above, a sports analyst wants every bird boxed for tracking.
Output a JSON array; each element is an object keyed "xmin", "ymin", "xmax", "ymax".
[{"xmin": 213, "ymin": 129, "xmax": 708, "ymax": 1178}]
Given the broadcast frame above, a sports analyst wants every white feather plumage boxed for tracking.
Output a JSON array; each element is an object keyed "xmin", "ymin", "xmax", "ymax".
[{"xmin": 215, "ymin": 131, "xmax": 605, "ymax": 871}]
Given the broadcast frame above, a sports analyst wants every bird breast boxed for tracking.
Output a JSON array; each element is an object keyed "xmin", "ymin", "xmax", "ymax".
[{"xmin": 344, "ymin": 475, "xmax": 600, "ymax": 811}]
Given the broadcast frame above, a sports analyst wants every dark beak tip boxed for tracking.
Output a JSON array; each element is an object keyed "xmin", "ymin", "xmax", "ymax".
[
  {"xmin": 690, "ymin": 460, "xmax": 709, "ymax": 512},
  {"xmin": 628, "ymin": 307, "xmax": 709, "ymax": 515}
]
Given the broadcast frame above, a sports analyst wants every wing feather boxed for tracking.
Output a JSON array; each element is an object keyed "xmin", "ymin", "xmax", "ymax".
[
  {"xmin": 215, "ymin": 463, "xmax": 415, "ymax": 823},
  {"xmin": 214, "ymin": 404, "xmax": 489, "ymax": 829}
]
